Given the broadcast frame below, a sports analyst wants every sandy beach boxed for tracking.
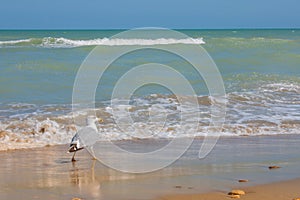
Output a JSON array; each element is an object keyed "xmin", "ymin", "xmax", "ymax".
[
  {"xmin": 159, "ymin": 178, "xmax": 300, "ymax": 200},
  {"xmin": 1, "ymin": 135, "xmax": 300, "ymax": 200}
]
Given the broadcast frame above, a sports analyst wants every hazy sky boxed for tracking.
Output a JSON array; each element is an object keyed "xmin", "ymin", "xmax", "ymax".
[{"xmin": 1, "ymin": 0, "xmax": 299, "ymax": 29}]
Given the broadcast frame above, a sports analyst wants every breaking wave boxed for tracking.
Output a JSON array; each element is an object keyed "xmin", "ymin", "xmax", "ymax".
[
  {"xmin": 0, "ymin": 37, "xmax": 205, "ymax": 48},
  {"xmin": 1, "ymin": 80, "xmax": 300, "ymax": 151}
]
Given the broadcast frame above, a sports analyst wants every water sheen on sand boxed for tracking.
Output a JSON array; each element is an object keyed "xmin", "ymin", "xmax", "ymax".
[{"xmin": 0, "ymin": 135, "xmax": 300, "ymax": 200}]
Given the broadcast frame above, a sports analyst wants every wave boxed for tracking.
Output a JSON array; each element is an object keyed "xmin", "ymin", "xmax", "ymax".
[
  {"xmin": 0, "ymin": 37, "xmax": 205, "ymax": 48},
  {"xmin": 1, "ymin": 82, "xmax": 300, "ymax": 151}
]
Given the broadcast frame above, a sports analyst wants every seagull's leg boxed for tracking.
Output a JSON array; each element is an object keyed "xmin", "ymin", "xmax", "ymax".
[
  {"xmin": 91, "ymin": 159, "xmax": 96, "ymax": 171},
  {"xmin": 91, "ymin": 159, "xmax": 96, "ymax": 182},
  {"xmin": 71, "ymin": 151, "xmax": 77, "ymax": 162},
  {"xmin": 88, "ymin": 146, "xmax": 97, "ymax": 160},
  {"xmin": 91, "ymin": 147, "xmax": 97, "ymax": 160}
]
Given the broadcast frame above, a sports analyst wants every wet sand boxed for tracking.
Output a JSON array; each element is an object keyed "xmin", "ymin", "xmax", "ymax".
[
  {"xmin": 159, "ymin": 178, "xmax": 300, "ymax": 200},
  {"xmin": 1, "ymin": 135, "xmax": 300, "ymax": 200}
]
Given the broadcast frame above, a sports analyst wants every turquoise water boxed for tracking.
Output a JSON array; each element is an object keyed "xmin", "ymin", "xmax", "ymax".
[
  {"xmin": 0, "ymin": 29, "xmax": 299, "ymax": 149},
  {"xmin": 0, "ymin": 29, "xmax": 299, "ymax": 103}
]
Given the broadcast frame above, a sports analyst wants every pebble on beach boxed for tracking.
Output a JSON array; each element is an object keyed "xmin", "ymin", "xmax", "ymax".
[
  {"xmin": 268, "ymin": 166, "xmax": 281, "ymax": 170},
  {"xmin": 174, "ymin": 185, "xmax": 182, "ymax": 189},
  {"xmin": 229, "ymin": 194, "xmax": 241, "ymax": 199},
  {"xmin": 238, "ymin": 179, "xmax": 249, "ymax": 183},
  {"xmin": 228, "ymin": 190, "xmax": 246, "ymax": 195}
]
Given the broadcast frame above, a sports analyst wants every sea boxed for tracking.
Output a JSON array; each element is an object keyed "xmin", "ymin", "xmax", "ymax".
[{"xmin": 0, "ymin": 29, "xmax": 299, "ymax": 150}]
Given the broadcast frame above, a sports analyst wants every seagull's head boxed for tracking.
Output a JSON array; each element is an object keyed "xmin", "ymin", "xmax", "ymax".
[
  {"xmin": 86, "ymin": 116, "xmax": 103, "ymax": 126},
  {"xmin": 86, "ymin": 116, "xmax": 97, "ymax": 125}
]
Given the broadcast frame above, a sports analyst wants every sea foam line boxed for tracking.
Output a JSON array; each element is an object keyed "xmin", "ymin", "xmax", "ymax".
[{"xmin": 0, "ymin": 37, "xmax": 205, "ymax": 48}]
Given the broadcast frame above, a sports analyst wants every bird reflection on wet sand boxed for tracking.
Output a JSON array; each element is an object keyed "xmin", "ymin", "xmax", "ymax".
[{"xmin": 69, "ymin": 160, "xmax": 101, "ymax": 199}]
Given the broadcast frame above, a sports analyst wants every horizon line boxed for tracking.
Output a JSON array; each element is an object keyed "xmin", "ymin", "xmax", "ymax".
[{"xmin": 0, "ymin": 27, "xmax": 299, "ymax": 31}]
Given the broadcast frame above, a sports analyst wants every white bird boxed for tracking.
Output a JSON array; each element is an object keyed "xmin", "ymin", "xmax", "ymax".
[{"xmin": 69, "ymin": 116, "xmax": 102, "ymax": 162}]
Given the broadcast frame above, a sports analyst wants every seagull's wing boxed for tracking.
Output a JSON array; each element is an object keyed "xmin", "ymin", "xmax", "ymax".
[
  {"xmin": 70, "ymin": 132, "xmax": 79, "ymax": 145},
  {"xmin": 76, "ymin": 126, "xmax": 99, "ymax": 147}
]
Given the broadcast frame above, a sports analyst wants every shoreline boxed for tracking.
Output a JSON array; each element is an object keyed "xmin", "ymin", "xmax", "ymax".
[{"xmin": 1, "ymin": 133, "xmax": 300, "ymax": 152}]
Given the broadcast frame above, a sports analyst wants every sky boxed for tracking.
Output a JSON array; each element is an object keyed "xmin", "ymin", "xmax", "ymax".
[{"xmin": 0, "ymin": 0, "xmax": 299, "ymax": 29}]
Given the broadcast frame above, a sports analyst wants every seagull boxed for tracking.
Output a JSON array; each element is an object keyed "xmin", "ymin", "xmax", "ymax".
[{"xmin": 68, "ymin": 116, "xmax": 103, "ymax": 162}]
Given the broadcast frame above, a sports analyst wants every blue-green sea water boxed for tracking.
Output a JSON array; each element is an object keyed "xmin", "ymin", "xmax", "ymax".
[{"xmin": 0, "ymin": 29, "xmax": 299, "ymax": 149}]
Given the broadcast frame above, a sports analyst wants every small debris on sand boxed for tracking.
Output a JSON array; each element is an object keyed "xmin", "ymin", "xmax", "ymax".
[
  {"xmin": 238, "ymin": 179, "xmax": 249, "ymax": 183},
  {"xmin": 268, "ymin": 166, "xmax": 281, "ymax": 170}
]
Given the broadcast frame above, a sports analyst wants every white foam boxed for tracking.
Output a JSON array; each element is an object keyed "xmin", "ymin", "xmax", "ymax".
[
  {"xmin": 0, "ymin": 39, "xmax": 32, "ymax": 45},
  {"xmin": 0, "ymin": 37, "xmax": 205, "ymax": 48},
  {"xmin": 1, "ymin": 88, "xmax": 300, "ymax": 151},
  {"xmin": 260, "ymin": 83, "xmax": 300, "ymax": 94}
]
